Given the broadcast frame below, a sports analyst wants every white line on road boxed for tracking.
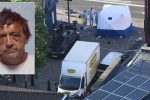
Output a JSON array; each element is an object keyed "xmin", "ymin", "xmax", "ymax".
[{"xmin": 86, "ymin": 0, "xmax": 144, "ymax": 8}]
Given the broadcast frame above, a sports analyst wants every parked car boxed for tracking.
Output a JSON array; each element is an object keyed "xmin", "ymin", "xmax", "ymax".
[
  {"xmin": 98, "ymin": 52, "xmax": 124, "ymax": 70},
  {"xmin": 48, "ymin": 30, "xmax": 79, "ymax": 59}
]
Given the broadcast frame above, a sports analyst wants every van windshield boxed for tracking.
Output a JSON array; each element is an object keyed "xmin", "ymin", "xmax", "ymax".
[{"xmin": 59, "ymin": 76, "xmax": 81, "ymax": 90}]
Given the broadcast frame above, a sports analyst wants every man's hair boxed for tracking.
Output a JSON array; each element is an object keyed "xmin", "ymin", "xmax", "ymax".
[{"xmin": 0, "ymin": 8, "xmax": 31, "ymax": 40}]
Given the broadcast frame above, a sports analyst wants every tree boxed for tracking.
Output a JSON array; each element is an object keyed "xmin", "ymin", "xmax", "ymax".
[{"xmin": 35, "ymin": 4, "xmax": 51, "ymax": 67}]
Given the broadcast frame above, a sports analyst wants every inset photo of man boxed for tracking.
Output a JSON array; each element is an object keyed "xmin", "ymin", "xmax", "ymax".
[{"xmin": 0, "ymin": 2, "xmax": 35, "ymax": 74}]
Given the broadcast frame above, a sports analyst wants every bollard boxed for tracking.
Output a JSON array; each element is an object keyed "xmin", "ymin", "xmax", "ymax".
[
  {"xmin": 47, "ymin": 80, "xmax": 51, "ymax": 91},
  {"xmin": 30, "ymin": 75, "xmax": 35, "ymax": 86},
  {"xmin": 24, "ymin": 75, "xmax": 28, "ymax": 88},
  {"xmin": 55, "ymin": 83, "xmax": 58, "ymax": 92},
  {"xmin": 25, "ymin": 80, "xmax": 27, "ymax": 88},
  {"xmin": 12, "ymin": 75, "xmax": 16, "ymax": 83}
]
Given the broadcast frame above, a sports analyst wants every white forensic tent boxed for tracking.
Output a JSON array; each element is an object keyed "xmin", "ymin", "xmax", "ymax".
[{"xmin": 96, "ymin": 5, "xmax": 135, "ymax": 38}]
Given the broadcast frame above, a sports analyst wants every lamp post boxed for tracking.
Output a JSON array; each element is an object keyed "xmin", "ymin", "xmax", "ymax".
[
  {"xmin": 65, "ymin": 0, "xmax": 72, "ymax": 24},
  {"xmin": 67, "ymin": 0, "xmax": 70, "ymax": 24}
]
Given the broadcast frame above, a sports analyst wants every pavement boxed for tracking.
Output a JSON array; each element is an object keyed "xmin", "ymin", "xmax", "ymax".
[{"xmin": 56, "ymin": 7, "xmax": 144, "ymax": 58}]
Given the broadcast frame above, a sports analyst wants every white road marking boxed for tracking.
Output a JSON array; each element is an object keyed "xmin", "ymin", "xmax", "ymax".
[{"xmin": 86, "ymin": 0, "xmax": 144, "ymax": 8}]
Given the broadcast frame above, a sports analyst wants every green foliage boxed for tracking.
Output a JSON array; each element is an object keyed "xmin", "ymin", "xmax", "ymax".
[{"xmin": 35, "ymin": 4, "xmax": 51, "ymax": 67}]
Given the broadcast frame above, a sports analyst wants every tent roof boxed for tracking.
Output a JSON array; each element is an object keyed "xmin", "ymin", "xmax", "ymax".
[
  {"xmin": 97, "ymin": 5, "xmax": 132, "ymax": 30},
  {"xmin": 102, "ymin": 5, "xmax": 130, "ymax": 15}
]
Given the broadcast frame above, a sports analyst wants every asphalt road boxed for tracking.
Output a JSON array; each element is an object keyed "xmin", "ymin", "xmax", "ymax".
[{"xmin": 57, "ymin": 0, "xmax": 144, "ymax": 28}]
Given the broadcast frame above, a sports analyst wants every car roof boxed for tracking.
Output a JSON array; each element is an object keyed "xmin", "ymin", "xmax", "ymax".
[{"xmin": 101, "ymin": 52, "xmax": 124, "ymax": 65}]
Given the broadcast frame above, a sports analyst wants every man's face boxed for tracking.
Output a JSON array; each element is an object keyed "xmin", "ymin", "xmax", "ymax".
[{"xmin": 0, "ymin": 22, "xmax": 27, "ymax": 63}]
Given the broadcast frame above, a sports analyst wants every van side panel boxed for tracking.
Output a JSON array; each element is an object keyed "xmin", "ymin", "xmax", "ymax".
[{"xmin": 86, "ymin": 45, "xmax": 100, "ymax": 85}]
